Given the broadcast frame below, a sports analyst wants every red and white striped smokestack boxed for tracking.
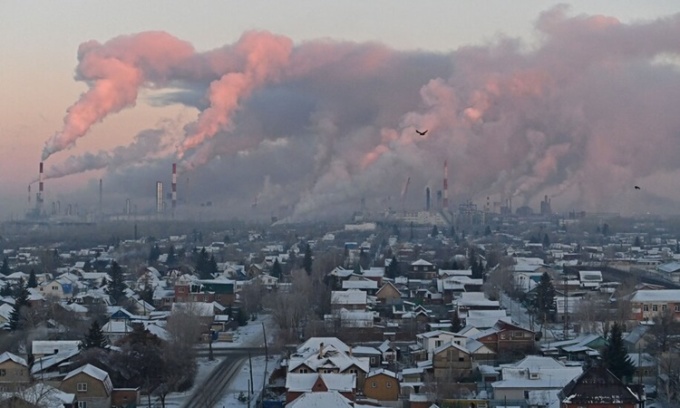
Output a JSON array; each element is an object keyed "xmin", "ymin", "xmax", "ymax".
[
  {"xmin": 443, "ymin": 159, "xmax": 449, "ymax": 209},
  {"xmin": 171, "ymin": 163, "xmax": 177, "ymax": 210},
  {"xmin": 38, "ymin": 162, "xmax": 44, "ymax": 203}
]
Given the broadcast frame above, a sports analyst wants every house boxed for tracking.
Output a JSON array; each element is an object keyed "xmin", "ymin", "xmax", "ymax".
[
  {"xmin": 656, "ymin": 261, "xmax": 680, "ymax": 283},
  {"xmin": 32, "ymin": 341, "xmax": 81, "ymax": 359},
  {"xmin": 432, "ymin": 342, "xmax": 473, "ymax": 380},
  {"xmin": 414, "ymin": 330, "xmax": 469, "ymax": 361},
  {"xmin": 285, "ymin": 391, "xmax": 353, "ymax": 408},
  {"xmin": 629, "ymin": 289, "xmax": 680, "ymax": 321},
  {"xmin": 0, "ymin": 352, "xmax": 30, "ymax": 392},
  {"xmin": 349, "ymin": 346, "xmax": 382, "ymax": 368},
  {"xmin": 330, "ymin": 290, "xmax": 367, "ymax": 312},
  {"xmin": 284, "ymin": 373, "xmax": 356, "ymax": 403},
  {"xmin": 375, "ymin": 282, "xmax": 402, "ymax": 304},
  {"xmin": 540, "ymin": 334, "xmax": 605, "ymax": 361},
  {"xmin": 472, "ymin": 320, "xmax": 535, "ymax": 355},
  {"xmin": 364, "ymin": 369, "xmax": 399, "ymax": 401},
  {"xmin": 38, "ymin": 279, "xmax": 73, "ymax": 299},
  {"xmin": 0, "ymin": 383, "xmax": 76, "ymax": 408},
  {"xmin": 491, "ymin": 356, "xmax": 582, "ymax": 401},
  {"xmin": 578, "ymin": 270, "xmax": 603, "ymax": 290},
  {"xmin": 559, "ymin": 366, "xmax": 643, "ymax": 408},
  {"xmin": 408, "ymin": 259, "xmax": 438, "ymax": 280},
  {"xmin": 59, "ymin": 364, "xmax": 113, "ymax": 408},
  {"xmin": 287, "ymin": 339, "xmax": 370, "ymax": 392}
]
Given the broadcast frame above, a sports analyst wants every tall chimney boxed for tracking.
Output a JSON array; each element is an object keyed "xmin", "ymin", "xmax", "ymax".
[
  {"xmin": 425, "ymin": 187, "xmax": 431, "ymax": 211},
  {"xmin": 443, "ymin": 160, "xmax": 449, "ymax": 209},
  {"xmin": 172, "ymin": 163, "xmax": 177, "ymax": 216},
  {"xmin": 99, "ymin": 178, "xmax": 103, "ymax": 214},
  {"xmin": 125, "ymin": 198, "xmax": 131, "ymax": 215},
  {"xmin": 156, "ymin": 181, "xmax": 163, "ymax": 214},
  {"xmin": 38, "ymin": 162, "xmax": 44, "ymax": 206},
  {"xmin": 28, "ymin": 184, "xmax": 31, "ymax": 205}
]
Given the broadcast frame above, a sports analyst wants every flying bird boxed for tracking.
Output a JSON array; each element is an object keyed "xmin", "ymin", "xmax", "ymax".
[
  {"xmin": 416, "ymin": 129, "xmax": 428, "ymax": 136},
  {"xmin": 634, "ymin": 185, "xmax": 641, "ymax": 190}
]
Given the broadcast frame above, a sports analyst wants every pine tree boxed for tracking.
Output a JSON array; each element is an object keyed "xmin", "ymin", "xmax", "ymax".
[
  {"xmin": 195, "ymin": 248, "xmax": 211, "ymax": 279},
  {"xmin": 236, "ymin": 307, "xmax": 248, "ymax": 326},
  {"xmin": 166, "ymin": 245, "xmax": 176, "ymax": 266},
  {"xmin": 431, "ymin": 225, "xmax": 439, "ymax": 238},
  {"xmin": 542, "ymin": 233, "xmax": 551, "ymax": 248},
  {"xmin": 207, "ymin": 255, "xmax": 219, "ymax": 278},
  {"xmin": 533, "ymin": 272, "xmax": 556, "ymax": 325},
  {"xmin": 27, "ymin": 269, "xmax": 38, "ymax": 288},
  {"xmin": 0, "ymin": 256, "xmax": 10, "ymax": 276},
  {"xmin": 105, "ymin": 261, "xmax": 127, "ymax": 305},
  {"xmin": 359, "ymin": 248, "xmax": 370, "ymax": 270},
  {"xmin": 0, "ymin": 282, "xmax": 11, "ymax": 296},
  {"xmin": 148, "ymin": 244, "xmax": 161, "ymax": 264},
  {"xmin": 303, "ymin": 244, "xmax": 313, "ymax": 275},
  {"xmin": 81, "ymin": 320, "xmax": 108, "ymax": 350},
  {"xmin": 602, "ymin": 322, "xmax": 636, "ymax": 382},
  {"xmin": 9, "ymin": 279, "xmax": 30, "ymax": 331},
  {"xmin": 386, "ymin": 256, "xmax": 399, "ymax": 279},
  {"xmin": 450, "ymin": 312, "xmax": 462, "ymax": 332},
  {"xmin": 271, "ymin": 259, "xmax": 282, "ymax": 279}
]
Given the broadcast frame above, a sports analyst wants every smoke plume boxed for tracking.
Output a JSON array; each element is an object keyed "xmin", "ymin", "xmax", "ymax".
[{"xmin": 44, "ymin": 7, "xmax": 680, "ymax": 218}]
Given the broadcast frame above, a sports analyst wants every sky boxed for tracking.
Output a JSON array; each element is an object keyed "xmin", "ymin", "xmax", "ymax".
[{"xmin": 1, "ymin": 1, "xmax": 680, "ymax": 221}]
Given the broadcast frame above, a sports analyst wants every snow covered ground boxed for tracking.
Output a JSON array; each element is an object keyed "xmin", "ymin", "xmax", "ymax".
[
  {"xmin": 145, "ymin": 314, "xmax": 278, "ymax": 407},
  {"xmin": 215, "ymin": 355, "xmax": 277, "ymax": 408}
]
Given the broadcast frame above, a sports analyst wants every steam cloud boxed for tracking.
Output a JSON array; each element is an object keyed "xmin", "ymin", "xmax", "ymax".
[{"xmin": 43, "ymin": 7, "xmax": 680, "ymax": 218}]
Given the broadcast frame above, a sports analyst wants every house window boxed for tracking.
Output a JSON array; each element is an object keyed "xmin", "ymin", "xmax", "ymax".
[
  {"xmin": 372, "ymin": 381, "xmax": 377, "ymax": 388},
  {"xmin": 435, "ymin": 340, "xmax": 442, "ymax": 347},
  {"xmin": 662, "ymin": 305, "xmax": 667, "ymax": 311},
  {"xmin": 458, "ymin": 357, "xmax": 465, "ymax": 362},
  {"xmin": 78, "ymin": 402, "xmax": 87, "ymax": 408},
  {"xmin": 643, "ymin": 305, "xmax": 649, "ymax": 311},
  {"xmin": 370, "ymin": 357, "xmax": 376, "ymax": 364},
  {"xmin": 675, "ymin": 305, "xmax": 680, "ymax": 312},
  {"xmin": 0, "ymin": 369, "xmax": 5, "ymax": 376},
  {"xmin": 653, "ymin": 305, "xmax": 658, "ymax": 312},
  {"xmin": 77, "ymin": 382, "xmax": 87, "ymax": 392},
  {"xmin": 349, "ymin": 369, "xmax": 358, "ymax": 375},
  {"xmin": 386, "ymin": 381, "xmax": 392, "ymax": 388},
  {"xmin": 52, "ymin": 286, "xmax": 58, "ymax": 290},
  {"xmin": 299, "ymin": 369, "xmax": 308, "ymax": 373}
]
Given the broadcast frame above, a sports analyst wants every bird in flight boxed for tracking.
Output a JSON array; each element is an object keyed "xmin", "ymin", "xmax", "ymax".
[
  {"xmin": 416, "ymin": 129, "xmax": 428, "ymax": 136},
  {"xmin": 634, "ymin": 185, "xmax": 641, "ymax": 190}
]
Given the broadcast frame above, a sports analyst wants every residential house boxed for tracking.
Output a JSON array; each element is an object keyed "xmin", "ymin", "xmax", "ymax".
[
  {"xmin": 415, "ymin": 330, "xmax": 469, "ymax": 360},
  {"xmin": 38, "ymin": 279, "xmax": 73, "ymax": 300},
  {"xmin": 284, "ymin": 373, "xmax": 356, "ymax": 403},
  {"xmin": 432, "ymin": 342, "xmax": 473, "ymax": 380},
  {"xmin": 0, "ymin": 352, "xmax": 29, "ymax": 392},
  {"xmin": 59, "ymin": 364, "xmax": 113, "ymax": 408},
  {"xmin": 472, "ymin": 320, "xmax": 535, "ymax": 355},
  {"xmin": 330, "ymin": 290, "xmax": 367, "ymax": 312},
  {"xmin": 629, "ymin": 289, "xmax": 680, "ymax": 321},
  {"xmin": 375, "ymin": 282, "xmax": 402, "ymax": 304},
  {"xmin": 492, "ymin": 356, "xmax": 582, "ymax": 401},
  {"xmin": 287, "ymin": 338, "xmax": 370, "ymax": 392},
  {"xmin": 559, "ymin": 366, "xmax": 643, "ymax": 408},
  {"xmin": 578, "ymin": 270, "xmax": 603, "ymax": 290},
  {"xmin": 657, "ymin": 261, "xmax": 680, "ymax": 283},
  {"xmin": 364, "ymin": 369, "xmax": 399, "ymax": 401},
  {"xmin": 285, "ymin": 391, "xmax": 353, "ymax": 408},
  {"xmin": 0, "ymin": 383, "xmax": 76, "ymax": 408},
  {"xmin": 540, "ymin": 334, "xmax": 605, "ymax": 361},
  {"xmin": 32, "ymin": 341, "xmax": 81, "ymax": 359},
  {"xmin": 408, "ymin": 259, "xmax": 438, "ymax": 280}
]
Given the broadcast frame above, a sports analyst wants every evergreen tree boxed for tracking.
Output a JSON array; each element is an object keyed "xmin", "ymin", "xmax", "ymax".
[
  {"xmin": 9, "ymin": 279, "xmax": 30, "ymax": 331},
  {"xmin": 602, "ymin": 322, "xmax": 636, "ymax": 382},
  {"xmin": 353, "ymin": 262, "xmax": 363, "ymax": 275},
  {"xmin": 542, "ymin": 233, "xmax": 551, "ymax": 248},
  {"xmin": 0, "ymin": 256, "xmax": 10, "ymax": 276},
  {"xmin": 359, "ymin": 248, "xmax": 370, "ymax": 270},
  {"xmin": 0, "ymin": 282, "xmax": 11, "ymax": 296},
  {"xmin": 148, "ymin": 244, "xmax": 161, "ymax": 264},
  {"xmin": 27, "ymin": 269, "xmax": 38, "ymax": 288},
  {"xmin": 105, "ymin": 261, "xmax": 127, "ymax": 305},
  {"xmin": 450, "ymin": 312, "xmax": 462, "ymax": 333},
  {"xmin": 386, "ymin": 256, "xmax": 399, "ymax": 279},
  {"xmin": 166, "ymin": 245, "xmax": 176, "ymax": 266},
  {"xmin": 431, "ymin": 225, "xmax": 439, "ymax": 238},
  {"xmin": 236, "ymin": 307, "xmax": 248, "ymax": 326},
  {"xmin": 484, "ymin": 225, "xmax": 492, "ymax": 236},
  {"xmin": 409, "ymin": 222, "xmax": 414, "ymax": 242},
  {"xmin": 195, "ymin": 248, "xmax": 211, "ymax": 279},
  {"xmin": 303, "ymin": 244, "xmax": 313, "ymax": 275},
  {"xmin": 81, "ymin": 320, "xmax": 108, "ymax": 350},
  {"xmin": 207, "ymin": 255, "xmax": 219, "ymax": 278},
  {"xmin": 271, "ymin": 259, "xmax": 282, "ymax": 279},
  {"xmin": 450, "ymin": 225, "xmax": 456, "ymax": 238},
  {"xmin": 533, "ymin": 272, "xmax": 556, "ymax": 325}
]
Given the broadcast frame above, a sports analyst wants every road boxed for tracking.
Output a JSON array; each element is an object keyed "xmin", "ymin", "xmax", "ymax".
[{"xmin": 181, "ymin": 355, "xmax": 248, "ymax": 408}]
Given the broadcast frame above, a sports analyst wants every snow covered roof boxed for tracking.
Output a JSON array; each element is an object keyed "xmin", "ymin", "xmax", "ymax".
[
  {"xmin": 411, "ymin": 259, "xmax": 433, "ymax": 266},
  {"xmin": 630, "ymin": 289, "xmax": 680, "ymax": 302},
  {"xmin": 285, "ymin": 373, "xmax": 356, "ymax": 392},
  {"xmin": 331, "ymin": 290, "xmax": 367, "ymax": 305},
  {"xmin": 32, "ymin": 340, "xmax": 80, "ymax": 356},
  {"xmin": 286, "ymin": 391, "xmax": 353, "ymax": 408},
  {"xmin": 63, "ymin": 364, "xmax": 113, "ymax": 395},
  {"xmin": 342, "ymin": 280, "xmax": 378, "ymax": 290},
  {"xmin": 0, "ymin": 351, "xmax": 27, "ymax": 366},
  {"xmin": 0, "ymin": 383, "xmax": 75, "ymax": 407}
]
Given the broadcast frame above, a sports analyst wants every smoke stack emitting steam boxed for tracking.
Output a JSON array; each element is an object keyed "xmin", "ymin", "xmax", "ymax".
[
  {"xmin": 443, "ymin": 160, "xmax": 448, "ymax": 210},
  {"xmin": 172, "ymin": 163, "xmax": 177, "ymax": 215},
  {"xmin": 38, "ymin": 9, "xmax": 680, "ymax": 218},
  {"xmin": 38, "ymin": 162, "xmax": 44, "ymax": 207}
]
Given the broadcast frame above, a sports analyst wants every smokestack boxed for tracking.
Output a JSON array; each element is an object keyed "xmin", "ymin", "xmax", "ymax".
[
  {"xmin": 28, "ymin": 185, "xmax": 31, "ymax": 205},
  {"xmin": 426, "ymin": 187, "xmax": 431, "ymax": 211},
  {"xmin": 156, "ymin": 181, "xmax": 163, "ymax": 214},
  {"xmin": 38, "ymin": 162, "xmax": 44, "ymax": 206},
  {"xmin": 443, "ymin": 160, "xmax": 449, "ymax": 209},
  {"xmin": 99, "ymin": 178, "xmax": 103, "ymax": 214},
  {"xmin": 172, "ymin": 163, "xmax": 177, "ymax": 216},
  {"xmin": 125, "ymin": 198, "xmax": 131, "ymax": 215}
]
